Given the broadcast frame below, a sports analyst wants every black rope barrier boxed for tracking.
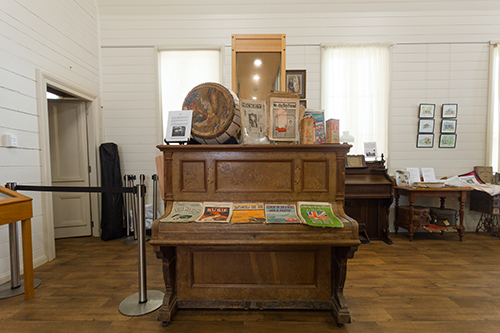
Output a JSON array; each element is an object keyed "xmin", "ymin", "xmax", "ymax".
[{"xmin": 10, "ymin": 184, "xmax": 136, "ymax": 194}]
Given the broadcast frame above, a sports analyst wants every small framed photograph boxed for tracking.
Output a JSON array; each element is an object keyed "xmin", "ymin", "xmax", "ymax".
[
  {"xmin": 439, "ymin": 134, "xmax": 456, "ymax": 148},
  {"xmin": 364, "ymin": 142, "xmax": 377, "ymax": 160},
  {"xmin": 418, "ymin": 119, "xmax": 434, "ymax": 133},
  {"xmin": 299, "ymin": 100, "xmax": 307, "ymax": 108},
  {"xmin": 442, "ymin": 104, "xmax": 458, "ymax": 118},
  {"xmin": 417, "ymin": 134, "xmax": 434, "ymax": 148},
  {"xmin": 419, "ymin": 104, "xmax": 435, "ymax": 118},
  {"xmin": 441, "ymin": 119, "xmax": 457, "ymax": 133},
  {"xmin": 286, "ymin": 70, "xmax": 306, "ymax": 99},
  {"xmin": 165, "ymin": 110, "xmax": 193, "ymax": 143}
]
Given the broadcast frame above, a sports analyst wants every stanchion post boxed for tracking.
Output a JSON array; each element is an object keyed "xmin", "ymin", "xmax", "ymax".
[
  {"xmin": 123, "ymin": 175, "xmax": 138, "ymax": 245},
  {"xmin": 119, "ymin": 183, "xmax": 164, "ymax": 316},
  {"xmin": 137, "ymin": 183, "xmax": 147, "ymax": 303},
  {"xmin": 0, "ymin": 183, "xmax": 41, "ymax": 299},
  {"xmin": 130, "ymin": 175, "xmax": 138, "ymax": 240},
  {"xmin": 152, "ymin": 174, "xmax": 158, "ymax": 220},
  {"xmin": 123, "ymin": 175, "xmax": 130, "ymax": 237}
]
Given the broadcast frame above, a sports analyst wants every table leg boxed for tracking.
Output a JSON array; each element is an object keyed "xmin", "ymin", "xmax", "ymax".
[
  {"xmin": 394, "ymin": 191, "xmax": 400, "ymax": 234},
  {"xmin": 21, "ymin": 218, "xmax": 34, "ymax": 300},
  {"xmin": 408, "ymin": 198, "xmax": 415, "ymax": 242},
  {"xmin": 458, "ymin": 194, "xmax": 466, "ymax": 242}
]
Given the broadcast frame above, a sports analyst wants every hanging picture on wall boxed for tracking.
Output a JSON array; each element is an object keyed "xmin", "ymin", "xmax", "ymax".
[
  {"xmin": 419, "ymin": 104, "xmax": 435, "ymax": 118},
  {"xmin": 442, "ymin": 104, "xmax": 458, "ymax": 118},
  {"xmin": 416, "ymin": 134, "xmax": 434, "ymax": 148},
  {"xmin": 439, "ymin": 134, "xmax": 456, "ymax": 148},
  {"xmin": 441, "ymin": 119, "xmax": 457, "ymax": 133},
  {"xmin": 286, "ymin": 70, "xmax": 306, "ymax": 98},
  {"xmin": 418, "ymin": 119, "xmax": 434, "ymax": 133}
]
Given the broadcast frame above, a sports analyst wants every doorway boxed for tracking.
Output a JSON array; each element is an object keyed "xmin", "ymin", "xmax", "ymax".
[
  {"xmin": 37, "ymin": 70, "xmax": 100, "ymax": 261},
  {"xmin": 47, "ymin": 95, "xmax": 92, "ymax": 238}
]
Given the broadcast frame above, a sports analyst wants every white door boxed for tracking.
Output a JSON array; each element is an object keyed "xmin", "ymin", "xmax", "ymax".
[{"xmin": 48, "ymin": 100, "xmax": 92, "ymax": 238}]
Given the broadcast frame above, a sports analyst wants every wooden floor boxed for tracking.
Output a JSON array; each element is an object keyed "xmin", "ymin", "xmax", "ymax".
[{"xmin": 1, "ymin": 232, "xmax": 499, "ymax": 333}]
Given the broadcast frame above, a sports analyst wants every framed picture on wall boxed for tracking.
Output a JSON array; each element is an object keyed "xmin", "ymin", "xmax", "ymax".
[
  {"xmin": 418, "ymin": 119, "xmax": 434, "ymax": 133},
  {"xmin": 286, "ymin": 70, "xmax": 306, "ymax": 98},
  {"xmin": 441, "ymin": 119, "xmax": 457, "ymax": 133},
  {"xmin": 419, "ymin": 104, "xmax": 435, "ymax": 118},
  {"xmin": 439, "ymin": 134, "xmax": 456, "ymax": 148},
  {"xmin": 417, "ymin": 134, "xmax": 434, "ymax": 148},
  {"xmin": 300, "ymin": 100, "xmax": 307, "ymax": 108},
  {"xmin": 442, "ymin": 104, "xmax": 458, "ymax": 118}
]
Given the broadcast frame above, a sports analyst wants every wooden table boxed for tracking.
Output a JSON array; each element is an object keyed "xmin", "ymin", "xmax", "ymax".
[
  {"xmin": 393, "ymin": 186, "xmax": 473, "ymax": 241},
  {"xmin": 0, "ymin": 186, "xmax": 34, "ymax": 299}
]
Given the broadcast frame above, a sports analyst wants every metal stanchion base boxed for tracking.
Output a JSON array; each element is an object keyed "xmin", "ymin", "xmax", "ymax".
[
  {"xmin": 119, "ymin": 290, "xmax": 164, "ymax": 316},
  {"xmin": 0, "ymin": 278, "xmax": 41, "ymax": 299},
  {"xmin": 123, "ymin": 235, "xmax": 151, "ymax": 244},
  {"xmin": 123, "ymin": 236, "xmax": 138, "ymax": 245}
]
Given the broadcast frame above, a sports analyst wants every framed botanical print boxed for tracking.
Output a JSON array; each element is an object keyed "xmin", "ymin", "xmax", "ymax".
[
  {"xmin": 439, "ymin": 134, "xmax": 456, "ymax": 148},
  {"xmin": 418, "ymin": 119, "xmax": 434, "ymax": 133},
  {"xmin": 441, "ymin": 119, "xmax": 457, "ymax": 134},
  {"xmin": 417, "ymin": 134, "xmax": 434, "ymax": 148},
  {"xmin": 442, "ymin": 104, "xmax": 458, "ymax": 118},
  {"xmin": 419, "ymin": 104, "xmax": 435, "ymax": 118}
]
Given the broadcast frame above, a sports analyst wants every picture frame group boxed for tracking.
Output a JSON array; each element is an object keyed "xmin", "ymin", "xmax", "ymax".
[{"xmin": 417, "ymin": 103, "xmax": 458, "ymax": 149}]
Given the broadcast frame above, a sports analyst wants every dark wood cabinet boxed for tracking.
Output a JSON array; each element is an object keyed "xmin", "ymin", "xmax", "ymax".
[{"xmin": 344, "ymin": 158, "xmax": 394, "ymax": 244}]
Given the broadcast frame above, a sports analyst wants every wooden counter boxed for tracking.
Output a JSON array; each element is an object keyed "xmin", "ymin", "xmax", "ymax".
[{"xmin": 0, "ymin": 186, "xmax": 34, "ymax": 299}]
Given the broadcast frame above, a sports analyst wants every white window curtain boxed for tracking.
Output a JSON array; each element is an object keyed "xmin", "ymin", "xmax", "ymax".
[
  {"xmin": 486, "ymin": 43, "xmax": 500, "ymax": 172},
  {"xmin": 321, "ymin": 44, "xmax": 391, "ymax": 156},
  {"xmin": 160, "ymin": 49, "xmax": 221, "ymax": 138}
]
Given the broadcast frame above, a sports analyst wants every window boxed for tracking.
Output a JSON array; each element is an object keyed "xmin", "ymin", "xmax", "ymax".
[
  {"xmin": 321, "ymin": 44, "xmax": 391, "ymax": 156},
  {"xmin": 488, "ymin": 44, "xmax": 499, "ymax": 172},
  {"xmin": 159, "ymin": 50, "xmax": 221, "ymax": 138}
]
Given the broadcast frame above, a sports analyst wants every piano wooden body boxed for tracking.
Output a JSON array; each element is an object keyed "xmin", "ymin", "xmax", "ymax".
[{"xmin": 150, "ymin": 144, "xmax": 360, "ymax": 326}]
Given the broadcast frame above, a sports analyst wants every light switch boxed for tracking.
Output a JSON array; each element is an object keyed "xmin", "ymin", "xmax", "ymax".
[{"xmin": 4, "ymin": 134, "xmax": 18, "ymax": 148}]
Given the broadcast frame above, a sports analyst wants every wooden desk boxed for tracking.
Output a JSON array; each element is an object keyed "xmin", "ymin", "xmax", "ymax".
[
  {"xmin": 151, "ymin": 144, "xmax": 360, "ymax": 326},
  {"xmin": 394, "ymin": 186, "xmax": 473, "ymax": 241},
  {"xmin": 0, "ymin": 186, "xmax": 34, "ymax": 299},
  {"xmin": 345, "ymin": 159, "xmax": 394, "ymax": 244}
]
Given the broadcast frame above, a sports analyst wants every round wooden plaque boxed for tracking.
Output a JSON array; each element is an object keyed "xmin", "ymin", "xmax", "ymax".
[{"xmin": 182, "ymin": 82, "xmax": 241, "ymax": 144}]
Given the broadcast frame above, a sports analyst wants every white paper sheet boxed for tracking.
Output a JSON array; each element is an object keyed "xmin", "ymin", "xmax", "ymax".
[{"xmin": 406, "ymin": 167, "xmax": 420, "ymax": 185}]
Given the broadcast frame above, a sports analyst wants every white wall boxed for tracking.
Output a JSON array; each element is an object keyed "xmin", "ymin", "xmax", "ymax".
[
  {"xmin": 96, "ymin": 0, "xmax": 500, "ymax": 234},
  {"xmin": 0, "ymin": 1, "xmax": 101, "ymax": 283}
]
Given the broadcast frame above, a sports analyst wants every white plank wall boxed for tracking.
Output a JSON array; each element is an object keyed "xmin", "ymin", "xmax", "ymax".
[
  {"xmin": 390, "ymin": 43, "xmax": 490, "ymax": 178},
  {"xmin": 98, "ymin": 0, "xmax": 500, "ymax": 234},
  {"xmin": 100, "ymin": 46, "xmax": 161, "ymax": 209},
  {"xmin": 0, "ymin": 1, "xmax": 100, "ymax": 283}
]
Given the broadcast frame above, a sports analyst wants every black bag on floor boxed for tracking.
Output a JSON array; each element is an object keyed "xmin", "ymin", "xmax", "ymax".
[{"xmin": 99, "ymin": 142, "xmax": 125, "ymax": 240}]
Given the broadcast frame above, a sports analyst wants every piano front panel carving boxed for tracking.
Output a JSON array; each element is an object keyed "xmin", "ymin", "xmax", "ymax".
[
  {"xmin": 171, "ymin": 149, "xmax": 339, "ymax": 202},
  {"xmin": 215, "ymin": 160, "xmax": 294, "ymax": 193},
  {"xmin": 180, "ymin": 160, "xmax": 207, "ymax": 192},
  {"xmin": 302, "ymin": 160, "xmax": 329, "ymax": 193},
  {"xmin": 177, "ymin": 246, "xmax": 331, "ymax": 301}
]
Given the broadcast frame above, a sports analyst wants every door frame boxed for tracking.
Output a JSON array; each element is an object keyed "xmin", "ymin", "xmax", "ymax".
[{"xmin": 36, "ymin": 69, "xmax": 101, "ymax": 261}]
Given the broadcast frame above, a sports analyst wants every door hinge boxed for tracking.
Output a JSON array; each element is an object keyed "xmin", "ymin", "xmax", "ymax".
[
  {"xmin": 91, "ymin": 220, "xmax": 94, "ymax": 228},
  {"xmin": 88, "ymin": 165, "xmax": 91, "ymax": 173}
]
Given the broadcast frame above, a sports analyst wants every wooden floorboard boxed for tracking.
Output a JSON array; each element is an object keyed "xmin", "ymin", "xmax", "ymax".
[{"xmin": 1, "ymin": 232, "xmax": 499, "ymax": 332}]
